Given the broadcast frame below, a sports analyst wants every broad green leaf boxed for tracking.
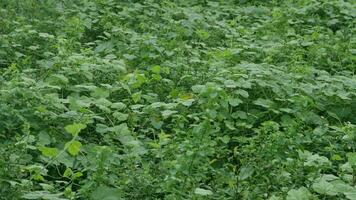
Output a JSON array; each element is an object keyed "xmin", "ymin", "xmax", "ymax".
[
  {"xmin": 286, "ymin": 187, "xmax": 311, "ymax": 200},
  {"xmin": 37, "ymin": 132, "xmax": 51, "ymax": 146},
  {"xmin": 50, "ymin": 74, "xmax": 69, "ymax": 84},
  {"xmin": 72, "ymin": 172, "xmax": 83, "ymax": 180},
  {"xmin": 236, "ymin": 89, "xmax": 249, "ymax": 98},
  {"xmin": 206, "ymin": 109, "xmax": 217, "ymax": 119},
  {"xmin": 196, "ymin": 29, "xmax": 210, "ymax": 40},
  {"xmin": 95, "ymin": 41, "xmax": 114, "ymax": 53},
  {"xmin": 238, "ymin": 166, "xmax": 254, "ymax": 181},
  {"xmin": 194, "ymin": 188, "xmax": 213, "ymax": 196},
  {"xmin": 304, "ymin": 154, "xmax": 331, "ymax": 167},
  {"xmin": 38, "ymin": 32, "xmax": 55, "ymax": 39},
  {"xmin": 180, "ymin": 99, "xmax": 195, "ymax": 107},
  {"xmin": 65, "ymin": 141, "xmax": 82, "ymax": 156},
  {"xmin": 65, "ymin": 123, "xmax": 86, "ymax": 136},
  {"xmin": 123, "ymin": 54, "xmax": 136, "ymax": 60},
  {"xmin": 232, "ymin": 111, "xmax": 247, "ymax": 119},
  {"xmin": 312, "ymin": 179, "xmax": 338, "ymax": 196},
  {"xmin": 224, "ymin": 80, "xmax": 237, "ymax": 88},
  {"xmin": 331, "ymin": 180, "xmax": 354, "ymax": 193},
  {"xmin": 340, "ymin": 162, "xmax": 353, "ymax": 173},
  {"xmin": 91, "ymin": 88, "xmax": 110, "ymax": 98},
  {"xmin": 346, "ymin": 152, "xmax": 356, "ymax": 166},
  {"xmin": 96, "ymin": 124, "xmax": 111, "ymax": 134},
  {"xmin": 320, "ymin": 174, "xmax": 339, "ymax": 181},
  {"xmin": 219, "ymin": 135, "xmax": 230, "ymax": 144},
  {"xmin": 224, "ymin": 121, "xmax": 236, "ymax": 130},
  {"xmin": 132, "ymin": 92, "xmax": 141, "ymax": 103},
  {"xmin": 191, "ymin": 85, "xmax": 204, "ymax": 93},
  {"xmin": 151, "ymin": 65, "xmax": 161, "ymax": 74},
  {"xmin": 331, "ymin": 154, "xmax": 343, "ymax": 161},
  {"xmin": 113, "ymin": 112, "xmax": 128, "ymax": 122},
  {"xmin": 344, "ymin": 189, "xmax": 356, "ymax": 200},
  {"xmin": 111, "ymin": 102, "xmax": 126, "ymax": 110},
  {"xmin": 269, "ymin": 195, "xmax": 281, "ymax": 200},
  {"xmin": 91, "ymin": 186, "xmax": 122, "ymax": 200},
  {"xmin": 56, "ymin": 152, "xmax": 75, "ymax": 168},
  {"xmin": 38, "ymin": 147, "xmax": 58, "ymax": 158},
  {"xmin": 228, "ymin": 98, "xmax": 242, "ymax": 107},
  {"xmin": 22, "ymin": 191, "xmax": 67, "ymax": 200},
  {"xmin": 151, "ymin": 119, "xmax": 163, "ymax": 129},
  {"xmin": 63, "ymin": 168, "xmax": 73, "ymax": 178},
  {"xmin": 254, "ymin": 98, "xmax": 274, "ymax": 108},
  {"xmin": 161, "ymin": 110, "xmax": 178, "ymax": 118}
]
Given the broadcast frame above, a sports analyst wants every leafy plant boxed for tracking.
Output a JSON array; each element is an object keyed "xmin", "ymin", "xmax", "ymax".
[{"xmin": 0, "ymin": 0, "xmax": 355, "ymax": 199}]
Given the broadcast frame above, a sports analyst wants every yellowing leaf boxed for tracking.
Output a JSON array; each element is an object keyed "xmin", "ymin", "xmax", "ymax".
[
  {"xmin": 65, "ymin": 141, "xmax": 82, "ymax": 156},
  {"xmin": 132, "ymin": 92, "xmax": 141, "ymax": 103},
  {"xmin": 151, "ymin": 65, "xmax": 161, "ymax": 74},
  {"xmin": 65, "ymin": 123, "xmax": 86, "ymax": 136},
  {"xmin": 72, "ymin": 172, "xmax": 83, "ymax": 180},
  {"xmin": 63, "ymin": 168, "xmax": 73, "ymax": 178}
]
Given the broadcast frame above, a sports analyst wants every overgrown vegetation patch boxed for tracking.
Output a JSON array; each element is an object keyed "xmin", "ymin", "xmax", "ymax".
[{"xmin": 0, "ymin": 0, "xmax": 355, "ymax": 199}]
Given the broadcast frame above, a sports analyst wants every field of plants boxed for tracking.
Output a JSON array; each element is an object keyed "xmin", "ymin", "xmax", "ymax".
[{"xmin": 0, "ymin": 0, "xmax": 355, "ymax": 199}]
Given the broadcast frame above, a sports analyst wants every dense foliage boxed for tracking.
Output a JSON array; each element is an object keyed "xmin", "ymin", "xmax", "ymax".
[{"xmin": 1, "ymin": 0, "xmax": 355, "ymax": 199}]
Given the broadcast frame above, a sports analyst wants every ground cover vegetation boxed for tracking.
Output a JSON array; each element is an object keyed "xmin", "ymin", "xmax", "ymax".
[{"xmin": 0, "ymin": 0, "xmax": 355, "ymax": 199}]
